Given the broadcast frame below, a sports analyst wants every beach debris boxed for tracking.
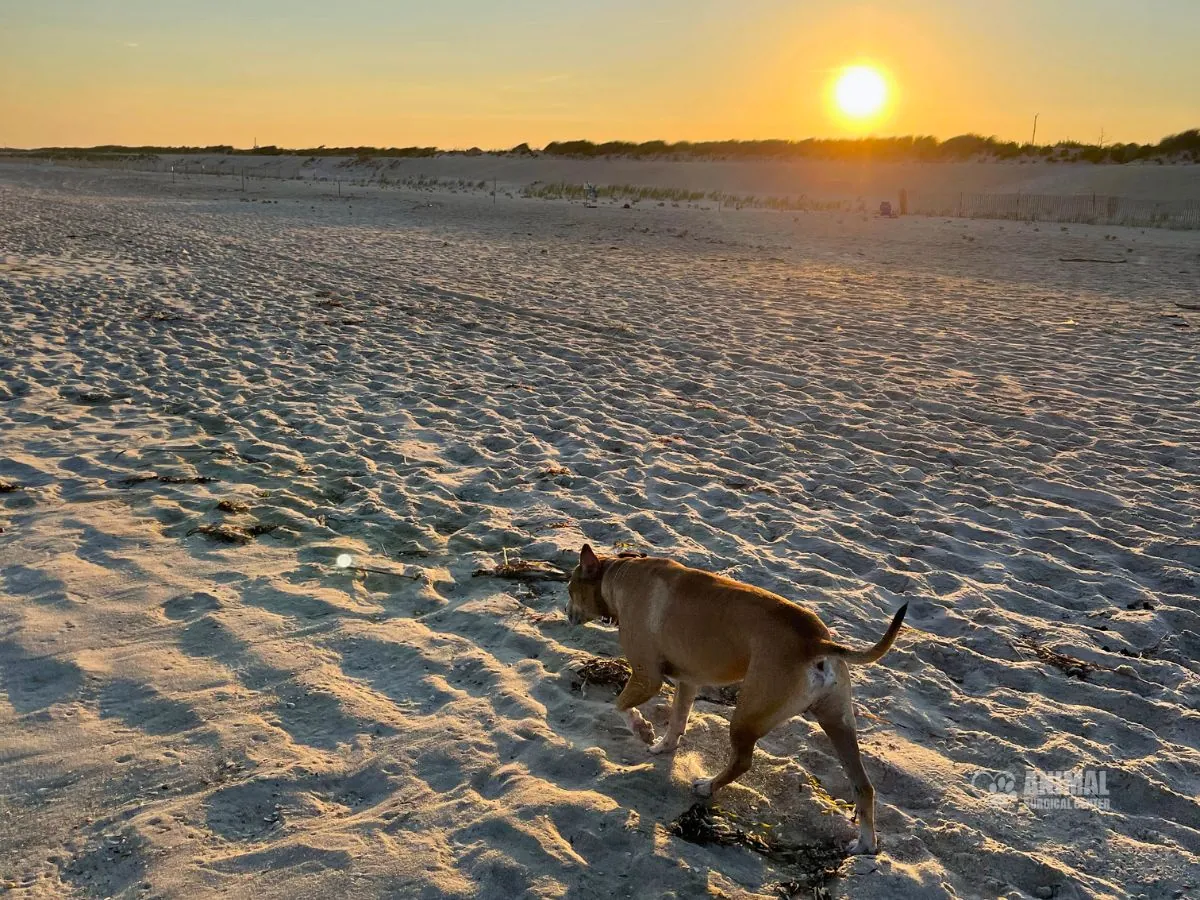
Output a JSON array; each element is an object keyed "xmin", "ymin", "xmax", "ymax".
[
  {"xmin": 473, "ymin": 550, "xmax": 569, "ymax": 582},
  {"xmin": 331, "ymin": 553, "xmax": 422, "ymax": 580},
  {"xmin": 1013, "ymin": 635, "xmax": 1106, "ymax": 679},
  {"xmin": 216, "ymin": 498, "xmax": 251, "ymax": 513},
  {"xmin": 669, "ymin": 804, "xmax": 848, "ymax": 894},
  {"xmin": 186, "ymin": 522, "xmax": 280, "ymax": 544},
  {"xmin": 117, "ymin": 473, "xmax": 160, "ymax": 487},
  {"xmin": 612, "ymin": 539, "xmax": 647, "ymax": 554},
  {"xmin": 571, "ymin": 656, "xmax": 631, "ymax": 691},
  {"xmin": 1100, "ymin": 634, "xmax": 1165, "ymax": 660},
  {"xmin": 802, "ymin": 772, "xmax": 856, "ymax": 815},
  {"xmin": 515, "ymin": 518, "xmax": 575, "ymax": 531},
  {"xmin": 569, "ymin": 653, "xmax": 738, "ymax": 704},
  {"xmin": 723, "ymin": 475, "xmax": 777, "ymax": 494},
  {"xmin": 136, "ymin": 307, "xmax": 187, "ymax": 322},
  {"xmin": 118, "ymin": 473, "xmax": 217, "ymax": 487},
  {"xmin": 68, "ymin": 388, "xmax": 132, "ymax": 405},
  {"xmin": 115, "ymin": 443, "xmax": 263, "ymax": 463},
  {"xmin": 0, "ymin": 478, "xmax": 21, "ymax": 493},
  {"xmin": 1057, "ymin": 257, "xmax": 1127, "ymax": 264}
]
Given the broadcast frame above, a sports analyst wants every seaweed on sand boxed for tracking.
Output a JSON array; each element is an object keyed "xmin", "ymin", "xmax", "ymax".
[
  {"xmin": 1013, "ymin": 635, "xmax": 1106, "ymax": 679},
  {"xmin": 669, "ymin": 804, "xmax": 848, "ymax": 896},
  {"xmin": 187, "ymin": 522, "xmax": 280, "ymax": 545},
  {"xmin": 571, "ymin": 656, "xmax": 632, "ymax": 691},
  {"xmin": 472, "ymin": 557, "xmax": 569, "ymax": 582}
]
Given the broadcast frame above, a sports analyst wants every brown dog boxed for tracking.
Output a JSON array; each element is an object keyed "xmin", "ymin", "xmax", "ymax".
[{"xmin": 566, "ymin": 544, "xmax": 907, "ymax": 854}]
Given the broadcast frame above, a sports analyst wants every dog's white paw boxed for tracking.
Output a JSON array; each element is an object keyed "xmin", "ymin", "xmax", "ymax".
[
  {"xmin": 627, "ymin": 715, "xmax": 656, "ymax": 744},
  {"xmin": 635, "ymin": 723, "xmax": 657, "ymax": 744},
  {"xmin": 623, "ymin": 709, "xmax": 656, "ymax": 744},
  {"xmin": 691, "ymin": 777, "xmax": 714, "ymax": 798},
  {"xmin": 846, "ymin": 836, "xmax": 878, "ymax": 856},
  {"xmin": 648, "ymin": 737, "xmax": 678, "ymax": 755}
]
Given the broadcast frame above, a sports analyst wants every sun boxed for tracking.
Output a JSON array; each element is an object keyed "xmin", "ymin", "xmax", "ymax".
[{"xmin": 833, "ymin": 65, "xmax": 888, "ymax": 121}]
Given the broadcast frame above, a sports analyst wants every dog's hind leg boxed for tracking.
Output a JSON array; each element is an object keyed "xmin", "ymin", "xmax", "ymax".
[
  {"xmin": 649, "ymin": 680, "xmax": 696, "ymax": 755},
  {"xmin": 692, "ymin": 677, "xmax": 795, "ymax": 797},
  {"xmin": 615, "ymin": 666, "xmax": 663, "ymax": 744},
  {"xmin": 813, "ymin": 698, "xmax": 878, "ymax": 855}
]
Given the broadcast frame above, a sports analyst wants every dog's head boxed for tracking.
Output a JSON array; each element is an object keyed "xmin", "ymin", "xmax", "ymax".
[{"xmin": 566, "ymin": 544, "xmax": 607, "ymax": 625}]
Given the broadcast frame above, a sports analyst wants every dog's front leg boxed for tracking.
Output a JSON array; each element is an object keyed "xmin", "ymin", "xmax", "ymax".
[
  {"xmin": 649, "ymin": 680, "xmax": 696, "ymax": 754},
  {"xmin": 615, "ymin": 667, "xmax": 663, "ymax": 744}
]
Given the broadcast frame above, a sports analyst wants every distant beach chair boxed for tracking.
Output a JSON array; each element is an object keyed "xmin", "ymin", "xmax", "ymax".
[{"xmin": 878, "ymin": 200, "xmax": 896, "ymax": 218}]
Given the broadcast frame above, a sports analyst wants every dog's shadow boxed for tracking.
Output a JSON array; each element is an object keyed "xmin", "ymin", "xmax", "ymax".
[{"xmin": 566, "ymin": 679, "xmax": 858, "ymax": 891}]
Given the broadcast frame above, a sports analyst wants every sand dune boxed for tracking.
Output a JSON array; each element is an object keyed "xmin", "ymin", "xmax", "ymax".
[
  {"xmin": 1, "ymin": 162, "xmax": 1199, "ymax": 899},
  {"xmin": 17, "ymin": 152, "xmax": 1200, "ymax": 210}
]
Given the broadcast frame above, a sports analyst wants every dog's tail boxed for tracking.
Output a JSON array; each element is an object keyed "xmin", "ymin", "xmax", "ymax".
[{"xmin": 821, "ymin": 603, "xmax": 908, "ymax": 665}]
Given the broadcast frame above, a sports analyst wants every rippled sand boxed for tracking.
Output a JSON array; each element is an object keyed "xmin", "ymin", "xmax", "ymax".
[{"xmin": 1, "ymin": 163, "xmax": 1198, "ymax": 899}]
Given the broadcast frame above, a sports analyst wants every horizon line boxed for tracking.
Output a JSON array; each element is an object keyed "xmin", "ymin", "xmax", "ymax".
[{"xmin": 3, "ymin": 128, "xmax": 1198, "ymax": 160}]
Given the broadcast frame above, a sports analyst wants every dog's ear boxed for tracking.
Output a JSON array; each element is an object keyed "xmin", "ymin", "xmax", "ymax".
[{"xmin": 579, "ymin": 544, "xmax": 602, "ymax": 579}]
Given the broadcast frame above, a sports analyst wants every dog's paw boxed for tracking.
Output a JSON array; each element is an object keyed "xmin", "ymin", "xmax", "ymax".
[
  {"xmin": 648, "ymin": 737, "xmax": 678, "ymax": 755},
  {"xmin": 623, "ymin": 709, "xmax": 656, "ymax": 744},
  {"xmin": 691, "ymin": 777, "xmax": 715, "ymax": 798},
  {"xmin": 630, "ymin": 718, "xmax": 656, "ymax": 744},
  {"xmin": 846, "ymin": 836, "xmax": 878, "ymax": 856}
]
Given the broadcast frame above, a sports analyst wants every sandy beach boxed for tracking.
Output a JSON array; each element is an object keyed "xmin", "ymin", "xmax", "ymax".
[{"xmin": 1, "ymin": 161, "xmax": 1199, "ymax": 899}]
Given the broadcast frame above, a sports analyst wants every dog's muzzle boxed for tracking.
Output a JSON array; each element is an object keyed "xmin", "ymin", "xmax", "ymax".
[{"xmin": 567, "ymin": 606, "xmax": 583, "ymax": 625}]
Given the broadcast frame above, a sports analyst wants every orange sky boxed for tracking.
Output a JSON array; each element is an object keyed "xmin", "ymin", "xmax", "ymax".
[{"xmin": 2, "ymin": 0, "xmax": 1197, "ymax": 149}]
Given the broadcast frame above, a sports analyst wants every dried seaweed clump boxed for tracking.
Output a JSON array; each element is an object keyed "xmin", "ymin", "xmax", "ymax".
[
  {"xmin": 158, "ymin": 474, "xmax": 217, "ymax": 485},
  {"xmin": 571, "ymin": 656, "xmax": 632, "ymax": 691},
  {"xmin": 1015, "ymin": 635, "xmax": 1105, "ymax": 679},
  {"xmin": 669, "ymin": 804, "xmax": 848, "ymax": 895},
  {"xmin": 69, "ymin": 388, "xmax": 131, "ymax": 405},
  {"xmin": 473, "ymin": 558, "xmax": 569, "ymax": 582},
  {"xmin": 0, "ymin": 478, "xmax": 21, "ymax": 493},
  {"xmin": 188, "ymin": 522, "xmax": 280, "ymax": 545},
  {"xmin": 119, "ymin": 473, "xmax": 217, "ymax": 487}
]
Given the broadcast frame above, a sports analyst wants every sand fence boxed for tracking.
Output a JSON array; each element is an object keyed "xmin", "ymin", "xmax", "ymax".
[
  {"xmin": 6, "ymin": 153, "xmax": 1199, "ymax": 229},
  {"xmin": 909, "ymin": 190, "xmax": 1200, "ymax": 229}
]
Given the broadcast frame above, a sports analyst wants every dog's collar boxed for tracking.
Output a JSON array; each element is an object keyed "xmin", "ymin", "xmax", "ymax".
[{"xmin": 598, "ymin": 559, "xmax": 625, "ymax": 624}]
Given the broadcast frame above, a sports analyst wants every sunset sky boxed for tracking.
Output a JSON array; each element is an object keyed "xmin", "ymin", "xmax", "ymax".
[{"xmin": 2, "ymin": 0, "xmax": 1197, "ymax": 150}]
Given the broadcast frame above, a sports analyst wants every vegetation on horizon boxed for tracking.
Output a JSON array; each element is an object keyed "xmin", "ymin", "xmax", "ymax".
[
  {"xmin": 540, "ymin": 130, "xmax": 1200, "ymax": 164},
  {"xmin": 3, "ymin": 129, "xmax": 1197, "ymax": 164}
]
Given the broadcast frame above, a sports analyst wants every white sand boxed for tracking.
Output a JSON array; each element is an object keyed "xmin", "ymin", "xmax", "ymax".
[{"xmin": 1, "ymin": 162, "xmax": 1198, "ymax": 899}]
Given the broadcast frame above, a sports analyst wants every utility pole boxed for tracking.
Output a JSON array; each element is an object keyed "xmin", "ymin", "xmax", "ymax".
[
  {"xmin": 1031, "ymin": 113, "xmax": 1039, "ymax": 146},
  {"xmin": 1098, "ymin": 126, "xmax": 1105, "ymax": 148}
]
